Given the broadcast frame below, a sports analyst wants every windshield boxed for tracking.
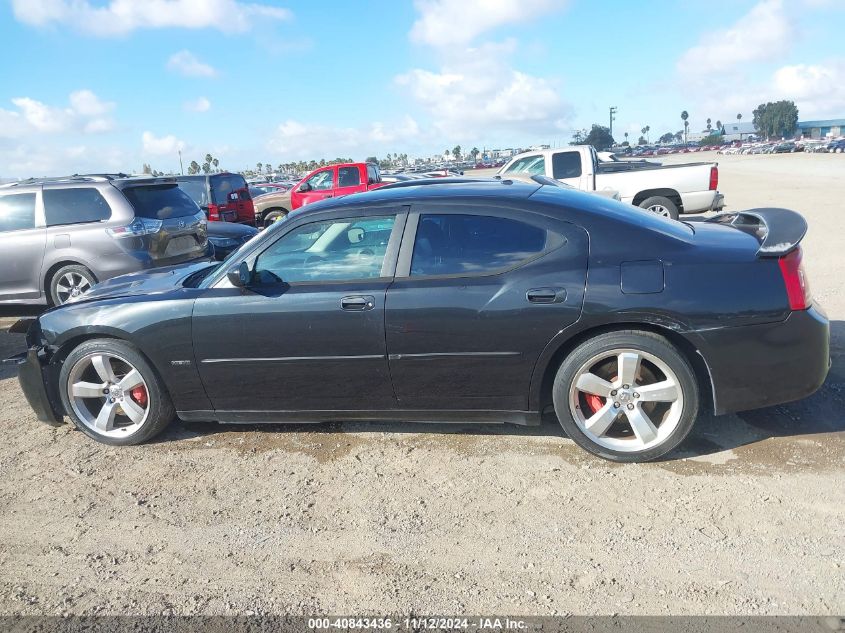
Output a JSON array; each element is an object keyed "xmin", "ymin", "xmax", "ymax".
[{"xmin": 502, "ymin": 155, "xmax": 545, "ymax": 176}]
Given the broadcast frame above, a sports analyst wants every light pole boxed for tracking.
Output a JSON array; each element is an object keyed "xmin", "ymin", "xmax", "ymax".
[
  {"xmin": 609, "ymin": 106, "xmax": 617, "ymax": 139},
  {"xmin": 178, "ymin": 150, "xmax": 184, "ymax": 175}
]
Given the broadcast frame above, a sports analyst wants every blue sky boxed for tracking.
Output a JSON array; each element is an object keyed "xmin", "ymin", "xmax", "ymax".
[{"xmin": 1, "ymin": 0, "xmax": 843, "ymax": 177}]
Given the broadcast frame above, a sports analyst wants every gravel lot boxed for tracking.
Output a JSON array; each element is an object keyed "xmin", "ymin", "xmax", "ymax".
[{"xmin": 0, "ymin": 152, "xmax": 843, "ymax": 616}]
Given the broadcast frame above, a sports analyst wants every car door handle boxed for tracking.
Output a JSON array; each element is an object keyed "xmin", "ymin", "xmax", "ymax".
[
  {"xmin": 526, "ymin": 287, "xmax": 566, "ymax": 304},
  {"xmin": 341, "ymin": 295, "xmax": 375, "ymax": 311}
]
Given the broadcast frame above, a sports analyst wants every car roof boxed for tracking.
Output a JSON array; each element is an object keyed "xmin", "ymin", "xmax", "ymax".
[{"xmin": 315, "ymin": 179, "xmax": 541, "ymax": 211}]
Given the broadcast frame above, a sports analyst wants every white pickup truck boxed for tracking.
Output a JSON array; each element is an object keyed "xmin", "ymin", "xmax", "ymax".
[{"xmin": 498, "ymin": 146, "xmax": 724, "ymax": 219}]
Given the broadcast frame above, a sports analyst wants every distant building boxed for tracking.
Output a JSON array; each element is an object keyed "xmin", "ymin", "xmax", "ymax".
[
  {"xmin": 797, "ymin": 119, "xmax": 845, "ymax": 139},
  {"xmin": 721, "ymin": 122, "xmax": 757, "ymax": 141}
]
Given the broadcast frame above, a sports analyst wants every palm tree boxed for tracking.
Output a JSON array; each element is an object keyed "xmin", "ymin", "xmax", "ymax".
[
  {"xmin": 444, "ymin": 149, "xmax": 450, "ymax": 160},
  {"xmin": 716, "ymin": 120, "xmax": 722, "ymax": 131},
  {"xmin": 256, "ymin": 162, "xmax": 262, "ymax": 174},
  {"xmin": 212, "ymin": 158, "xmax": 219, "ymax": 172},
  {"xmin": 641, "ymin": 126, "xmax": 650, "ymax": 142},
  {"xmin": 681, "ymin": 110, "xmax": 689, "ymax": 143},
  {"xmin": 737, "ymin": 113, "xmax": 742, "ymax": 122},
  {"xmin": 706, "ymin": 118, "xmax": 712, "ymax": 132},
  {"xmin": 471, "ymin": 147, "xmax": 480, "ymax": 161},
  {"xmin": 624, "ymin": 132, "xmax": 629, "ymax": 143},
  {"xmin": 453, "ymin": 145, "xmax": 462, "ymax": 161}
]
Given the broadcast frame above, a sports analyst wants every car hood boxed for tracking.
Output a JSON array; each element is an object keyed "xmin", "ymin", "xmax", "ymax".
[{"xmin": 71, "ymin": 260, "xmax": 216, "ymax": 304}]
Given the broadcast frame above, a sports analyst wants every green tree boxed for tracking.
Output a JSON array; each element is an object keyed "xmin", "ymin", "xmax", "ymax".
[
  {"xmin": 737, "ymin": 113, "xmax": 742, "ymax": 122},
  {"xmin": 569, "ymin": 128, "xmax": 588, "ymax": 144},
  {"xmin": 706, "ymin": 118, "xmax": 712, "ymax": 132},
  {"xmin": 637, "ymin": 135, "xmax": 647, "ymax": 146},
  {"xmin": 256, "ymin": 162, "xmax": 263, "ymax": 174},
  {"xmin": 659, "ymin": 132, "xmax": 674, "ymax": 144},
  {"xmin": 641, "ymin": 126, "xmax": 650, "ymax": 142},
  {"xmin": 212, "ymin": 158, "xmax": 219, "ymax": 171},
  {"xmin": 444, "ymin": 149, "xmax": 450, "ymax": 160},
  {"xmin": 470, "ymin": 147, "xmax": 480, "ymax": 161},
  {"xmin": 452, "ymin": 145, "xmax": 461, "ymax": 161},
  {"xmin": 580, "ymin": 124, "xmax": 615, "ymax": 150},
  {"xmin": 716, "ymin": 119, "xmax": 722, "ymax": 131},
  {"xmin": 624, "ymin": 132, "xmax": 629, "ymax": 144},
  {"xmin": 365, "ymin": 156, "xmax": 378, "ymax": 164},
  {"xmin": 205, "ymin": 153, "xmax": 212, "ymax": 165},
  {"xmin": 752, "ymin": 100, "xmax": 799, "ymax": 139},
  {"xmin": 142, "ymin": 163, "xmax": 152, "ymax": 174},
  {"xmin": 188, "ymin": 160, "xmax": 200, "ymax": 175},
  {"xmin": 681, "ymin": 110, "xmax": 689, "ymax": 143},
  {"xmin": 699, "ymin": 133, "xmax": 723, "ymax": 145}
]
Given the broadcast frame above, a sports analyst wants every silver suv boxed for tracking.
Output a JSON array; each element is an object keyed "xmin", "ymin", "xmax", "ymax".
[{"xmin": 0, "ymin": 174, "xmax": 210, "ymax": 305}]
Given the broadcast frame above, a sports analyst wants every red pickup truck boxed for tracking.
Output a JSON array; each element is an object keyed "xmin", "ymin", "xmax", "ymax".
[{"xmin": 290, "ymin": 162, "xmax": 386, "ymax": 210}]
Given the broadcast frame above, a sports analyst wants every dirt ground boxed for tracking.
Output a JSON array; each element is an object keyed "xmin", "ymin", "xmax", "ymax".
[{"xmin": 0, "ymin": 152, "xmax": 843, "ymax": 616}]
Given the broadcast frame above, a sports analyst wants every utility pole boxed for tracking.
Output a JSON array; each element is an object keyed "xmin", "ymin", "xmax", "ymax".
[
  {"xmin": 178, "ymin": 150, "xmax": 184, "ymax": 175},
  {"xmin": 609, "ymin": 106, "xmax": 617, "ymax": 139}
]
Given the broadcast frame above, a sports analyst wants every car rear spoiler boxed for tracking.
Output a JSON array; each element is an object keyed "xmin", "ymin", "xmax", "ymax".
[{"xmin": 705, "ymin": 208, "xmax": 807, "ymax": 257}]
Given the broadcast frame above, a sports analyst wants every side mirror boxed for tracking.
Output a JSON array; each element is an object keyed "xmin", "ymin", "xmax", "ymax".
[
  {"xmin": 298, "ymin": 182, "xmax": 312, "ymax": 193},
  {"xmin": 227, "ymin": 261, "xmax": 253, "ymax": 287}
]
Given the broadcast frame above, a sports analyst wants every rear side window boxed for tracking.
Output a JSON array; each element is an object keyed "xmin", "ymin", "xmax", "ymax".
[
  {"xmin": 0, "ymin": 193, "xmax": 36, "ymax": 233},
  {"xmin": 338, "ymin": 167, "xmax": 361, "ymax": 187},
  {"xmin": 177, "ymin": 180, "xmax": 209, "ymax": 207},
  {"xmin": 552, "ymin": 152, "xmax": 582, "ymax": 179},
  {"xmin": 211, "ymin": 175, "xmax": 247, "ymax": 203},
  {"xmin": 367, "ymin": 164, "xmax": 380, "ymax": 184},
  {"xmin": 122, "ymin": 185, "xmax": 201, "ymax": 219},
  {"xmin": 411, "ymin": 214, "xmax": 551, "ymax": 276},
  {"xmin": 44, "ymin": 188, "xmax": 111, "ymax": 226}
]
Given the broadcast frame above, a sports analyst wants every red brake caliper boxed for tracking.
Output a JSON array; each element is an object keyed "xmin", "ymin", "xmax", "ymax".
[
  {"xmin": 130, "ymin": 386, "xmax": 148, "ymax": 407},
  {"xmin": 584, "ymin": 374, "xmax": 618, "ymax": 414}
]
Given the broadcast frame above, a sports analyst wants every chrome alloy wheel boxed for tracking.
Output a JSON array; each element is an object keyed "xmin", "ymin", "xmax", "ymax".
[
  {"xmin": 646, "ymin": 203, "xmax": 671, "ymax": 217},
  {"xmin": 568, "ymin": 348, "xmax": 683, "ymax": 453},
  {"xmin": 55, "ymin": 272, "xmax": 91, "ymax": 304},
  {"xmin": 66, "ymin": 353, "xmax": 150, "ymax": 438}
]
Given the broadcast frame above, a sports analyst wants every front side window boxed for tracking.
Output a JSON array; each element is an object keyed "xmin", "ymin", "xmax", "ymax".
[
  {"xmin": 254, "ymin": 215, "xmax": 396, "ymax": 283},
  {"xmin": 503, "ymin": 154, "xmax": 545, "ymax": 176},
  {"xmin": 411, "ymin": 214, "xmax": 550, "ymax": 276},
  {"xmin": 304, "ymin": 169, "xmax": 334, "ymax": 191},
  {"xmin": 337, "ymin": 167, "xmax": 361, "ymax": 188},
  {"xmin": 44, "ymin": 188, "xmax": 111, "ymax": 226},
  {"xmin": 552, "ymin": 151, "xmax": 583, "ymax": 179},
  {"xmin": 0, "ymin": 193, "xmax": 36, "ymax": 233}
]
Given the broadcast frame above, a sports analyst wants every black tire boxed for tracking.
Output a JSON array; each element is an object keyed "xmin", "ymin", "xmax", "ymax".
[
  {"xmin": 58, "ymin": 338, "xmax": 175, "ymax": 446},
  {"xmin": 638, "ymin": 195, "xmax": 680, "ymax": 220},
  {"xmin": 263, "ymin": 209, "xmax": 288, "ymax": 227},
  {"xmin": 48, "ymin": 264, "xmax": 96, "ymax": 306},
  {"xmin": 552, "ymin": 330, "xmax": 699, "ymax": 462}
]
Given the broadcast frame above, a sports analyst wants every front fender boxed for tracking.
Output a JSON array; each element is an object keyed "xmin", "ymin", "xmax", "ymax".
[{"xmin": 38, "ymin": 293, "xmax": 212, "ymax": 413}]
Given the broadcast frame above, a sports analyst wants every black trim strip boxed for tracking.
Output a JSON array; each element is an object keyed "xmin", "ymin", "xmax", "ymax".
[
  {"xmin": 201, "ymin": 354, "xmax": 384, "ymax": 364},
  {"xmin": 388, "ymin": 351, "xmax": 521, "ymax": 361}
]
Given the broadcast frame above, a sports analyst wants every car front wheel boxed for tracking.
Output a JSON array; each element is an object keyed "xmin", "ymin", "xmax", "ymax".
[
  {"xmin": 553, "ymin": 330, "xmax": 699, "ymax": 462},
  {"xmin": 58, "ymin": 339, "xmax": 175, "ymax": 445}
]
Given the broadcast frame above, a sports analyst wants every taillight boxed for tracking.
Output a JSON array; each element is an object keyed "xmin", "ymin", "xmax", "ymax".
[
  {"xmin": 207, "ymin": 203, "xmax": 220, "ymax": 220},
  {"xmin": 709, "ymin": 165, "xmax": 718, "ymax": 191},
  {"xmin": 778, "ymin": 247, "xmax": 811, "ymax": 310},
  {"xmin": 106, "ymin": 217, "xmax": 163, "ymax": 238}
]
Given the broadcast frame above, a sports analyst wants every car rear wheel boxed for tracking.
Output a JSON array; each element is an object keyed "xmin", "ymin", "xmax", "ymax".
[
  {"xmin": 638, "ymin": 196, "xmax": 680, "ymax": 220},
  {"xmin": 49, "ymin": 265, "xmax": 96, "ymax": 306},
  {"xmin": 59, "ymin": 339, "xmax": 175, "ymax": 446},
  {"xmin": 263, "ymin": 209, "xmax": 287, "ymax": 227},
  {"xmin": 552, "ymin": 330, "xmax": 699, "ymax": 462}
]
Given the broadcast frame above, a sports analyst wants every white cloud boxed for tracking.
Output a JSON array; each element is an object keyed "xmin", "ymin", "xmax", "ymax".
[
  {"xmin": 142, "ymin": 131, "xmax": 186, "ymax": 156},
  {"xmin": 184, "ymin": 96, "xmax": 212, "ymax": 112},
  {"xmin": 773, "ymin": 60, "xmax": 845, "ymax": 119},
  {"xmin": 410, "ymin": 0, "xmax": 565, "ymax": 48},
  {"xmin": 677, "ymin": 0, "xmax": 792, "ymax": 75},
  {"xmin": 11, "ymin": 0, "xmax": 292, "ymax": 37},
  {"xmin": 269, "ymin": 117, "xmax": 421, "ymax": 160},
  {"xmin": 0, "ymin": 90, "xmax": 116, "ymax": 138},
  {"xmin": 167, "ymin": 50, "xmax": 218, "ymax": 78}
]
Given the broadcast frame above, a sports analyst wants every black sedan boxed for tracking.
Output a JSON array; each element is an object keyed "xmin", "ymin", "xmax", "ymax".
[
  {"xmin": 7, "ymin": 179, "xmax": 829, "ymax": 462},
  {"xmin": 207, "ymin": 221, "xmax": 259, "ymax": 261}
]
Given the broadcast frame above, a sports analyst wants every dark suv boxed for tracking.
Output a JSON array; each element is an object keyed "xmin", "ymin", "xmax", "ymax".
[
  {"xmin": 174, "ymin": 173, "xmax": 255, "ymax": 225},
  {"xmin": 0, "ymin": 174, "xmax": 210, "ymax": 305}
]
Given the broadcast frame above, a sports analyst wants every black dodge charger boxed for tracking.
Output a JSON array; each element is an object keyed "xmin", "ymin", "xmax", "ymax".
[{"xmin": 7, "ymin": 178, "xmax": 829, "ymax": 462}]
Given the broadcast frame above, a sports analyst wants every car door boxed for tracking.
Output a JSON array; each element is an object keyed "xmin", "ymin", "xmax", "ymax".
[
  {"xmin": 334, "ymin": 165, "xmax": 366, "ymax": 198},
  {"xmin": 0, "ymin": 190, "xmax": 47, "ymax": 302},
  {"xmin": 192, "ymin": 208, "xmax": 406, "ymax": 415},
  {"xmin": 551, "ymin": 150, "xmax": 591, "ymax": 189},
  {"xmin": 292, "ymin": 167, "xmax": 337, "ymax": 209},
  {"xmin": 385, "ymin": 205, "xmax": 588, "ymax": 411}
]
